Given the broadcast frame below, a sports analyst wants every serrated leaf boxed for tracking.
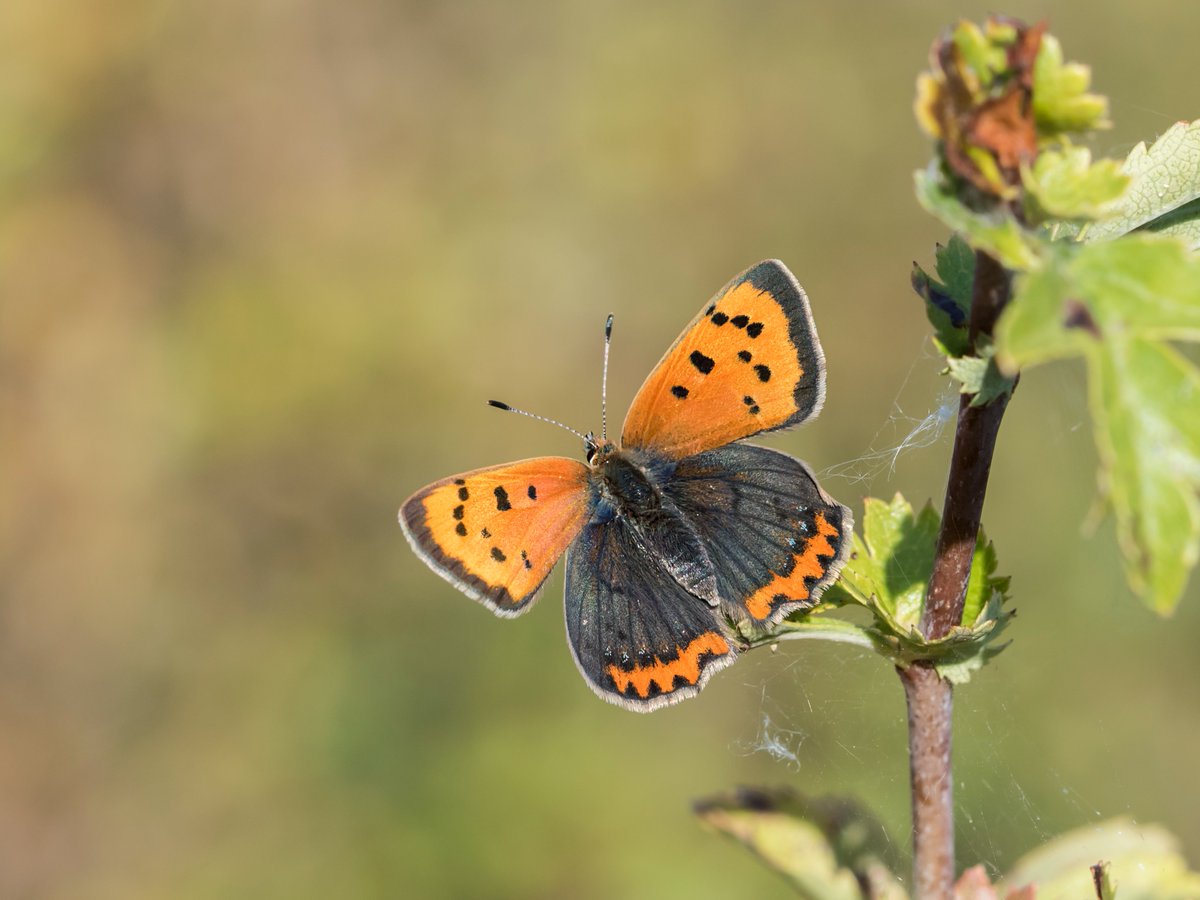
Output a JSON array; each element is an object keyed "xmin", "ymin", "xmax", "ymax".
[
  {"xmin": 996, "ymin": 234, "xmax": 1200, "ymax": 372},
  {"xmin": 915, "ymin": 166, "xmax": 1046, "ymax": 271},
  {"xmin": 946, "ymin": 342, "xmax": 1016, "ymax": 407},
  {"xmin": 1031, "ymin": 33, "xmax": 1110, "ymax": 136},
  {"xmin": 936, "ymin": 233, "xmax": 976, "ymax": 305},
  {"xmin": 996, "ymin": 233, "xmax": 1200, "ymax": 613},
  {"xmin": 912, "ymin": 236, "xmax": 974, "ymax": 358},
  {"xmin": 1022, "ymin": 146, "xmax": 1129, "ymax": 222},
  {"xmin": 912, "ymin": 235, "xmax": 976, "ymax": 359},
  {"xmin": 774, "ymin": 496, "xmax": 1012, "ymax": 678},
  {"xmin": 1092, "ymin": 336, "xmax": 1200, "ymax": 613},
  {"xmin": 1139, "ymin": 195, "xmax": 1200, "ymax": 250},
  {"xmin": 695, "ymin": 788, "xmax": 906, "ymax": 900},
  {"xmin": 848, "ymin": 495, "xmax": 940, "ymax": 628},
  {"xmin": 1084, "ymin": 119, "xmax": 1200, "ymax": 241},
  {"xmin": 999, "ymin": 818, "xmax": 1200, "ymax": 899}
]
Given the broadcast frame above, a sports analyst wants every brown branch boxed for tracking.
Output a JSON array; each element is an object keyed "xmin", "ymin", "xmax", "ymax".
[
  {"xmin": 900, "ymin": 664, "xmax": 954, "ymax": 899},
  {"xmin": 905, "ymin": 249, "xmax": 1014, "ymax": 898},
  {"xmin": 922, "ymin": 250, "xmax": 1013, "ymax": 639}
]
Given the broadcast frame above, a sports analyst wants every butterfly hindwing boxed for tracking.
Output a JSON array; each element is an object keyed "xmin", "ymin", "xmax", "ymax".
[
  {"xmin": 400, "ymin": 457, "xmax": 594, "ymax": 617},
  {"xmin": 622, "ymin": 260, "xmax": 826, "ymax": 460},
  {"xmin": 564, "ymin": 514, "xmax": 736, "ymax": 711},
  {"xmin": 663, "ymin": 443, "xmax": 853, "ymax": 626}
]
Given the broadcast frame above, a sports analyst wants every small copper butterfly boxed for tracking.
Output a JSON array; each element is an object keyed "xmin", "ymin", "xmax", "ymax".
[{"xmin": 400, "ymin": 261, "xmax": 852, "ymax": 711}]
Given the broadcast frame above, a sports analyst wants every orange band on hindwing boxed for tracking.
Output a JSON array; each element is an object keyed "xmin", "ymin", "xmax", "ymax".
[
  {"xmin": 605, "ymin": 631, "xmax": 732, "ymax": 699},
  {"xmin": 743, "ymin": 512, "xmax": 842, "ymax": 621}
]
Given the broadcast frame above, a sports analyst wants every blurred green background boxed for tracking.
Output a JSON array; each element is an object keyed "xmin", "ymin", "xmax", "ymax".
[{"xmin": 2, "ymin": 0, "xmax": 1199, "ymax": 897}]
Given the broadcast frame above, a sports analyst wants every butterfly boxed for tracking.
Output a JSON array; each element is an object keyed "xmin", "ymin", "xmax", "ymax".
[{"xmin": 400, "ymin": 261, "xmax": 853, "ymax": 712}]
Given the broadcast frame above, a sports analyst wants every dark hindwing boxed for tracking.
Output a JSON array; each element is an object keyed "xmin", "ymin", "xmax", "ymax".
[
  {"xmin": 564, "ymin": 516, "xmax": 736, "ymax": 711},
  {"xmin": 663, "ymin": 443, "xmax": 853, "ymax": 626}
]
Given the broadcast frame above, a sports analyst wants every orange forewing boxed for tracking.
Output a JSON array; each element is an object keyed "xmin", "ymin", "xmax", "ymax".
[
  {"xmin": 621, "ymin": 261, "xmax": 825, "ymax": 460},
  {"xmin": 400, "ymin": 458, "xmax": 592, "ymax": 617}
]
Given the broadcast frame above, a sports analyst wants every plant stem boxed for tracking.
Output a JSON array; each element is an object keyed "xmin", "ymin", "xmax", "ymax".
[
  {"xmin": 921, "ymin": 249, "xmax": 1013, "ymax": 640},
  {"xmin": 900, "ymin": 663, "xmax": 954, "ymax": 899},
  {"xmin": 905, "ymin": 249, "xmax": 1014, "ymax": 898}
]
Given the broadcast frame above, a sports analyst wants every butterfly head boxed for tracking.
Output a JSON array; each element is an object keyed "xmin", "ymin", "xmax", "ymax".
[{"xmin": 584, "ymin": 431, "xmax": 616, "ymax": 467}]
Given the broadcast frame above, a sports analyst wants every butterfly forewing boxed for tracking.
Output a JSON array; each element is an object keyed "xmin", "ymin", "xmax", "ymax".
[
  {"xmin": 400, "ymin": 457, "xmax": 594, "ymax": 617},
  {"xmin": 621, "ymin": 260, "xmax": 826, "ymax": 460},
  {"xmin": 664, "ymin": 443, "xmax": 853, "ymax": 626}
]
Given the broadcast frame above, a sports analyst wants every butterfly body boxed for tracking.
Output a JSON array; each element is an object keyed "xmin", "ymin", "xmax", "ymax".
[
  {"xmin": 587, "ymin": 442, "xmax": 721, "ymax": 606},
  {"xmin": 401, "ymin": 261, "xmax": 852, "ymax": 711}
]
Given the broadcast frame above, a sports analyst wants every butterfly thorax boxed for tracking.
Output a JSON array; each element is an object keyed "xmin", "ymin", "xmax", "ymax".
[{"xmin": 586, "ymin": 443, "xmax": 720, "ymax": 607}]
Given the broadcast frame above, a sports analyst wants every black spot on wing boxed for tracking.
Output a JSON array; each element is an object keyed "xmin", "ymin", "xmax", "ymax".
[
  {"xmin": 671, "ymin": 385, "xmax": 689, "ymax": 399},
  {"xmin": 494, "ymin": 486, "xmax": 511, "ymax": 511},
  {"xmin": 746, "ymin": 322, "xmax": 763, "ymax": 338},
  {"xmin": 491, "ymin": 546, "xmax": 506, "ymax": 562},
  {"xmin": 730, "ymin": 314, "xmax": 749, "ymax": 328},
  {"xmin": 455, "ymin": 522, "xmax": 467, "ymax": 536},
  {"xmin": 458, "ymin": 486, "xmax": 469, "ymax": 501},
  {"xmin": 738, "ymin": 350, "xmax": 752, "ymax": 362},
  {"xmin": 481, "ymin": 527, "xmax": 491, "ymax": 538},
  {"xmin": 527, "ymin": 484, "xmax": 537, "ymax": 500},
  {"xmin": 754, "ymin": 364, "xmax": 772, "ymax": 382},
  {"xmin": 689, "ymin": 350, "xmax": 715, "ymax": 374},
  {"xmin": 711, "ymin": 312, "xmax": 729, "ymax": 325},
  {"xmin": 453, "ymin": 504, "xmax": 464, "ymax": 520}
]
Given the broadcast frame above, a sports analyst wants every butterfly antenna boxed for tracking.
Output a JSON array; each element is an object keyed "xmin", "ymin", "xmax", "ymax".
[
  {"xmin": 487, "ymin": 400, "xmax": 588, "ymax": 442},
  {"xmin": 601, "ymin": 314, "xmax": 613, "ymax": 440}
]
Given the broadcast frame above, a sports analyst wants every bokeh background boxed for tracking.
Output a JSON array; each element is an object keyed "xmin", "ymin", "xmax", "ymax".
[{"xmin": 3, "ymin": 0, "xmax": 1199, "ymax": 897}]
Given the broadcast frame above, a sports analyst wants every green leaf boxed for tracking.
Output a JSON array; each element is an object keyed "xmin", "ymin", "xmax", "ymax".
[
  {"xmin": 1031, "ymin": 33, "xmax": 1110, "ymax": 136},
  {"xmin": 945, "ymin": 340, "xmax": 1016, "ymax": 407},
  {"xmin": 996, "ymin": 233, "xmax": 1200, "ymax": 613},
  {"xmin": 951, "ymin": 19, "xmax": 1007, "ymax": 91},
  {"xmin": 961, "ymin": 533, "xmax": 1008, "ymax": 627},
  {"xmin": 1022, "ymin": 146, "xmax": 1129, "ymax": 223},
  {"xmin": 1092, "ymin": 336, "xmax": 1200, "ymax": 613},
  {"xmin": 818, "ymin": 494, "xmax": 1013, "ymax": 682},
  {"xmin": 913, "ymin": 264, "xmax": 967, "ymax": 358},
  {"xmin": 738, "ymin": 616, "xmax": 875, "ymax": 653},
  {"xmin": 915, "ymin": 165, "xmax": 1047, "ymax": 271},
  {"xmin": 1139, "ymin": 195, "xmax": 1200, "ymax": 250},
  {"xmin": 843, "ymin": 495, "xmax": 940, "ymax": 629},
  {"xmin": 694, "ymin": 788, "xmax": 906, "ymax": 900},
  {"xmin": 936, "ymin": 232, "xmax": 977, "ymax": 306},
  {"xmin": 998, "ymin": 817, "xmax": 1200, "ymax": 899},
  {"xmin": 1083, "ymin": 119, "xmax": 1200, "ymax": 242},
  {"xmin": 996, "ymin": 234, "xmax": 1200, "ymax": 372},
  {"xmin": 912, "ymin": 235, "xmax": 975, "ymax": 358},
  {"xmin": 993, "ymin": 247, "xmax": 1095, "ymax": 370}
]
